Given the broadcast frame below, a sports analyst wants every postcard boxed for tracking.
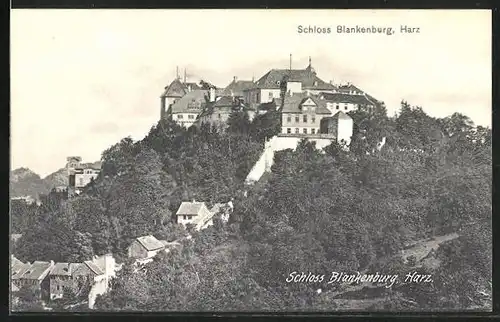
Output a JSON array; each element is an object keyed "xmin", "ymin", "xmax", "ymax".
[{"xmin": 10, "ymin": 9, "xmax": 492, "ymax": 313}]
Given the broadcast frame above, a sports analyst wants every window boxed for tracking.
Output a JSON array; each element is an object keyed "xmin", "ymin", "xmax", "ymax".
[
  {"xmin": 79, "ymin": 178, "xmax": 84, "ymax": 186},
  {"xmin": 311, "ymin": 128, "xmax": 316, "ymax": 134},
  {"xmin": 287, "ymin": 116, "xmax": 291, "ymax": 123},
  {"xmin": 188, "ymin": 115, "xmax": 194, "ymax": 119},
  {"xmin": 345, "ymin": 104, "xmax": 349, "ymax": 110},
  {"xmin": 295, "ymin": 115, "xmax": 300, "ymax": 123},
  {"xmin": 295, "ymin": 128, "xmax": 299, "ymax": 134},
  {"xmin": 276, "ymin": 81, "xmax": 281, "ymax": 85},
  {"xmin": 312, "ymin": 116, "xmax": 316, "ymax": 123},
  {"xmin": 336, "ymin": 104, "xmax": 339, "ymax": 110},
  {"xmin": 303, "ymin": 115, "xmax": 308, "ymax": 123},
  {"xmin": 178, "ymin": 114, "xmax": 184, "ymax": 119},
  {"xmin": 287, "ymin": 128, "xmax": 291, "ymax": 134},
  {"xmin": 303, "ymin": 128, "xmax": 307, "ymax": 134},
  {"xmin": 57, "ymin": 285, "xmax": 60, "ymax": 291},
  {"xmin": 218, "ymin": 114, "xmax": 222, "ymax": 119},
  {"xmin": 183, "ymin": 215, "xmax": 187, "ymax": 220},
  {"xmin": 269, "ymin": 92, "xmax": 274, "ymax": 100}
]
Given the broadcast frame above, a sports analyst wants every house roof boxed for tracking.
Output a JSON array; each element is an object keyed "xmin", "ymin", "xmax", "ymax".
[
  {"xmin": 136, "ymin": 235, "xmax": 165, "ymax": 251},
  {"xmin": 91, "ymin": 255, "xmax": 110, "ymax": 273},
  {"xmin": 170, "ymin": 89, "xmax": 208, "ymax": 114},
  {"xmin": 19, "ymin": 261, "xmax": 53, "ymax": 280},
  {"xmin": 176, "ymin": 201, "xmax": 207, "ymax": 216},
  {"xmin": 321, "ymin": 111, "xmax": 353, "ymax": 124},
  {"xmin": 281, "ymin": 93, "xmax": 332, "ymax": 115},
  {"xmin": 12, "ymin": 257, "xmax": 31, "ymax": 280},
  {"xmin": 251, "ymin": 65, "xmax": 335, "ymax": 90},
  {"xmin": 184, "ymin": 82, "xmax": 201, "ymax": 90},
  {"xmin": 69, "ymin": 263, "xmax": 87, "ymax": 276},
  {"xmin": 222, "ymin": 79, "xmax": 255, "ymax": 97},
  {"xmin": 11, "ymin": 255, "xmax": 24, "ymax": 268},
  {"xmin": 320, "ymin": 92, "xmax": 375, "ymax": 106},
  {"xmin": 332, "ymin": 111, "xmax": 353, "ymax": 120},
  {"xmin": 49, "ymin": 263, "xmax": 72, "ymax": 276},
  {"xmin": 84, "ymin": 260, "xmax": 105, "ymax": 275},
  {"xmin": 161, "ymin": 78, "xmax": 188, "ymax": 98}
]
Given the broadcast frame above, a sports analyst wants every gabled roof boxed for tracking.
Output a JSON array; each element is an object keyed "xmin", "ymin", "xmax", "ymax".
[
  {"xmin": 176, "ymin": 201, "xmax": 207, "ymax": 216},
  {"xmin": 84, "ymin": 260, "xmax": 105, "ymax": 275},
  {"xmin": 136, "ymin": 235, "xmax": 165, "ymax": 251},
  {"xmin": 170, "ymin": 89, "xmax": 208, "ymax": 114},
  {"xmin": 11, "ymin": 255, "xmax": 23, "ymax": 268},
  {"xmin": 49, "ymin": 263, "xmax": 72, "ymax": 276},
  {"xmin": 320, "ymin": 92, "xmax": 375, "ymax": 106},
  {"xmin": 281, "ymin": 93, "xmax": 331, "ymax": 115},
  {"xmin": 251, "ymin": 65, "xmax": 335, "ymax": 90},
  {"xmin": 222, "ymin": 79, "xmax": 255, "ymax": 97},
  {"xmin": 19, "ymin": 261, "xmax": 53, "ymax": 280},
  {"xmin": 12, "ymin": 257, "xmax": 31, "ymax": 280},
  {"xmin": 161, "ymin": 78, "xmax": 188, "ymax": 98},
  {"xmin": 332, "ymin": 111, "xmax": 353, "ymax": 121}
]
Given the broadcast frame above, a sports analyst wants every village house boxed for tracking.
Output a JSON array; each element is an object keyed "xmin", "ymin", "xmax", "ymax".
[
  {"xmin": 48, "ymin": 263, "xmax": 73, "ymax": 300},
  {"xmin": 12, "ymin": 260, "xmax": 54, "ymax": 300},
  {"xmin": 319, "ymin": 111, "xmax": 354, "ymax": 145},
  {"xmin": 127, "ymin": 235, "xmax": 166, "ymax": 260},
  {"xmin": 320, "ymin": 91, "xmax": 377, "ymax": 114},
  {"xmin": 66, "ymin": 157, "xmax": 101, "ymax": 194},
  {"xmin": 175, "ymin": 201, "xmax": 213, "ymax": 230},
  {"xmin": 280, "ymin": 93, "xmax": 332, "ymax": 135},
  {"xmin": 48, "ymin": 254, "xmax": 116, "ymax": 309},
  {"xmin": 175, "ymin": 201, "xmax": 232, "ymax": 231},
  {"xmin": 166, "ymin": 89, "xmax": 215, "ymax": 128},
  {"xmin": 243, "ymin": 57, "xmax": 336, "ymax": 107},
  {"xmin": 11, "ymin": 255, "xmax": 31, "ymax": 292}
]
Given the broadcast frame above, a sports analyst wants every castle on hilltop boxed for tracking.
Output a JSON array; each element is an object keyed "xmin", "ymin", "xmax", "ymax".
[{"xmin": 160, "ymin": 56, "xmax": 382, "ymax": 145}]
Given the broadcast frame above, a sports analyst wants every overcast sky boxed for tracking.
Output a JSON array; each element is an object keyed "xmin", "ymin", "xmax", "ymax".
[{"xmin": 11, "ymin": 9, "xmax": 491, "ymax": 177}]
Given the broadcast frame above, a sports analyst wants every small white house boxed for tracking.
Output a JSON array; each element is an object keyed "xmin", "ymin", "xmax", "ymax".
[{"xmin": 175, "ymin": 201, "xmax": 212, "ymax": 229}]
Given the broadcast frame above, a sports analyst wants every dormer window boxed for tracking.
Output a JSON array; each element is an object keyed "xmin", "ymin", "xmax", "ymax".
[
  {"xmin": 314, "ymin": 81, "xmax": 318, "ymax": 86},
  {"xmin": 276, "ymin": 81, "xmax": 281, "ymax": 86}
]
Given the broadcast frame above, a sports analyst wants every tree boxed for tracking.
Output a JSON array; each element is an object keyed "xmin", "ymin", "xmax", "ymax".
[{"xmin": 227, "ymin": 111, "xmax": 251, "ymax": 135}]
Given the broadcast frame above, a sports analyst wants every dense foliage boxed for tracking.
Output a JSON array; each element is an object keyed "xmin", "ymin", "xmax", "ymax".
[{"xmin": 11, "ymin": 103, "xmax": 491, "ymax": 311}]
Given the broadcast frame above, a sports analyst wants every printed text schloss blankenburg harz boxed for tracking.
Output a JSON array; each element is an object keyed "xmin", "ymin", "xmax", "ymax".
[{"xmin": 297, "ymin": 25, "xmax": 421, "ymax": 35}]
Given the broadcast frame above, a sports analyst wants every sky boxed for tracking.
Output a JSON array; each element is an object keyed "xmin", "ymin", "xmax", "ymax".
[{"xmin": 11, "ymin": 9, "xmax": 491, "ymax": 177}]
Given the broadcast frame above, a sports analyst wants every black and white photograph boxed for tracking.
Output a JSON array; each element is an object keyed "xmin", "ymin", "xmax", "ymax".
[{"xmin": 10, "ymin": 9, "xmax": 492, "ymax": 312}]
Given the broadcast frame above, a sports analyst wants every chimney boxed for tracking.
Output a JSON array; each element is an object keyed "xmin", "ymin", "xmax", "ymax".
[
  {"xmin": 184, "ymin": 68, "xmax": 187, "ymax": 83},
  {"xmin": 289, "ymin": 54, "xmax": 292, "ymax": 70},
  {"xmin": 209, "ymin": 87, "xmax": 216, "ymax": 102},
  {"xmin": 233, "ymin": 76, "xmax": 237, "ymax": 82},
  {"xmin": 252, "ymin": 74, "xmax": 255, "ymax": 82},
  {"xmin": 176, "ymin": 66, "xmax": 179, "ymax": 79}
]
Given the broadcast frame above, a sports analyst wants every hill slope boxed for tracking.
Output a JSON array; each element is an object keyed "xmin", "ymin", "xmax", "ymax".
[{"xmin": 10, "ymin": 161, "xmax": 101, "ymax": 198}]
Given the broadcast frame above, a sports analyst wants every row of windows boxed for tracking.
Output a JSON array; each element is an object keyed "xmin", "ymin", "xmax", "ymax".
[
  {"xmin": 328, "ymin": 104, "xmax": 351, "ymax": 111},
  {"xmin": 177, "ymin": 114, "xmax": 196, "ymax": 120},
  {"xmin": 286, "ymin": 115, "xmax": 317, "ymax": 123},
  {"xmin": 286, "ymin": 128, "xmax": 317, "ymax": 134},
  {"xmin": 182, "ymin": 215, "xmax": 193, "ymax": 220}
]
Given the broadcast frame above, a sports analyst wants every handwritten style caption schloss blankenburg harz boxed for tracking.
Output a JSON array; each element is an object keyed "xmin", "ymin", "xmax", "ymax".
[
  {"xmin": 297, "ymin": 24, "xmax": 420, "ymax": 36},
  {"xmin": 286, "ymin": 271, "xmax": 433, "ymax": 289}
]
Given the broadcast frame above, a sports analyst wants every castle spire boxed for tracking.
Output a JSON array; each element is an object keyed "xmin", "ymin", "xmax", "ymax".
[{"xmin": 309, "ymin": 56, "xmax": 312, "ymax": 67}]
